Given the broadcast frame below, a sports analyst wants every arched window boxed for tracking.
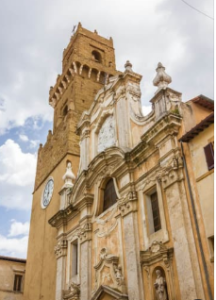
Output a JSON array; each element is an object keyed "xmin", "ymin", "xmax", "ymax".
[
  {"xmin": 92, "ymin": 50, "xmax": 102, "ymax": 63},
  {"xmin": 103, "ymin": 178, "xmax": 117, "ymax": 212}
]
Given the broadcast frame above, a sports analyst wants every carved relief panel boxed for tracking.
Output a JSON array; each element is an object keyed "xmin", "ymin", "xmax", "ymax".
[{"xmin": 97, "ymin": 115, "xmax": 116, "ymax": 153}]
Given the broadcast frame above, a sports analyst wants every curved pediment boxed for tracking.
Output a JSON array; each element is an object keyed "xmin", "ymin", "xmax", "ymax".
[
  {"xmin": 70, "ymin": 146, "xmax": 126, "ymax": 204},
  {"xmin": 91, "ymin": 285, "xmax": 128, "ymax": 300}
]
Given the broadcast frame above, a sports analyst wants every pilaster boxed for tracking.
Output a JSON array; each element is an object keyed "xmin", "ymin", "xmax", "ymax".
[
  {"xmin": 54, "ymin": 237, "xmax": 68, "ymax": 300},
  {"xmin": 118, "ymin": 190, "xmax": 145, "ymax": 300},
  {"xmin": 162, "ymin": 168, "xmax": 204, "ymax": 300}
]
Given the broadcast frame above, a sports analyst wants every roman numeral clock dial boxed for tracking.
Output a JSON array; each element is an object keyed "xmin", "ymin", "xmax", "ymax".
[{"xmin": 41, "ymin": 179, "xmax": 54, "ymax": 209}]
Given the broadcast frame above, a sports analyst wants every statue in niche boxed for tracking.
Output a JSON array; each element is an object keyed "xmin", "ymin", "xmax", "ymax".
[
  {"xmin": 98, "ymin": 115, "xmax": 115, "ymax": 152},
  {"xmin": 154, "ymin": 269, "xmax": 168, "ymax": 300}
]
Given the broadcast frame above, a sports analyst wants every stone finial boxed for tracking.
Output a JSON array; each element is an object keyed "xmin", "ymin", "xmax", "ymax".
[
  {"xmin": 124, "ymin": 60, "xmax": 133, "ymax": 72},
  {"xmin": 153, "ymin": 62, "xmax": 172, "ymax": 90},
  {"xmin": 62, "ymin": 162, "xmax": 76, "ymax": 188}
]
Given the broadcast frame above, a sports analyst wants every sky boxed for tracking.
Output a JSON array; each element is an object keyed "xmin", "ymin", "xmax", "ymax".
[{"xmin": 0, "ymin": 0, "xmax": 213, "ymax": 258}]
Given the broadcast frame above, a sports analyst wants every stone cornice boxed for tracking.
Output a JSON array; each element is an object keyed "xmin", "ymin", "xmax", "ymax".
[
  {"xmin": 48, "ymin": 204, "xmax": 76, "ymax": 228},
  {"xmin": 74, "ymin": 193, "xmax": 94, "ymax": 211}
]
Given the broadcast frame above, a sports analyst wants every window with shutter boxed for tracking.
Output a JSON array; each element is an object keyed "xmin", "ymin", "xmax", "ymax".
[
  {"xmin": 204, "ymin": 143, "xmax": 214, "ymax": 170},
  {"xmin": 103, "ymin": 179, "xmax": 117, "ymax": 212},
  {"xmin": 13, "ymin": 274, "xmax": 23, "ymax": 292}
]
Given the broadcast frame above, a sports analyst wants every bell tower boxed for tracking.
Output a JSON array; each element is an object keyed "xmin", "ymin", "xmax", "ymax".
[
  {"xmin": 34, "ymin": 22, "xmax": 118, "ymax": 190},
  {"xmin": 24, "ymin": 23, "xmax": 118, "ymax": 300}
]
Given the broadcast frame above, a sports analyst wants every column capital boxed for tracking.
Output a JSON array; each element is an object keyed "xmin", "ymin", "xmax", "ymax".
[
  {"xmin": 118, "ymin": 190, "xmax": 138, "ymax": 217},
  {"xmin": 54, "ymin": 239, "xmax": 67, "ymax": 259}
]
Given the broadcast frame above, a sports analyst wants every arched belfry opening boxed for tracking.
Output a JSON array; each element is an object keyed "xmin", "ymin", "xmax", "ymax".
[
  {"xmin": 63, "ymin": 104, "xmax": 68, "ymax": 117},
  {"xmin": 92, "ymin": 50, "xmax": 102, "ymax": 63}
]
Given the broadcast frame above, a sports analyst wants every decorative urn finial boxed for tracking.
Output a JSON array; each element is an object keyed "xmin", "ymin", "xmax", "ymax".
[
  {"xmin": 153, "ymin": 62, "xmax": 172, "ymax": 91},
  {"xmin": 124, "ymin": 60, "xmax": 133, "ymax": 72},
  {"xmin": 62, "ymin": 162, "xmax": 76, "ymax": 188}
]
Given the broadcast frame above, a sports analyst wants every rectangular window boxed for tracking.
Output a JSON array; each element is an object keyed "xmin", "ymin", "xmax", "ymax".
[
  {"xmin": 150, "ymin": 192, "xmax": 161, "ymax": 232},
  {"xmin": 204, "ymin": 143, "xmax": 214, "ymax": 170},
  {"xmin": 13, "ymin": 274, "xmax": 22, "ymax": 292},
  {"xmin": 71, "ymin": 240, "xmax": 78, "ymax": 277}
]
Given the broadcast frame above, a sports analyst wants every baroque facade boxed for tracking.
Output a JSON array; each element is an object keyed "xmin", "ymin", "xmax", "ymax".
[{"xmin": 24, "ymin": 24, "xmax": 214, "ymax": 300}]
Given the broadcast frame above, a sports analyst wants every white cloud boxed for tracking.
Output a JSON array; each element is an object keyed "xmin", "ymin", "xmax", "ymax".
[
  {"xmin": 8, "ymin": 220, "xmax": 30, "ymax": 237},
  {"xmin": 0, "ymin": 0, "xmax": 213, "ymax": 134},
  {"xmin": 0, "ymin": 139, "xmax": 36, "ymax": 210},
  {"xmin": 0, "ymin": 219, "xmax": 29, "ymax": 258},
  {"xmin": 19, "ymin": 134, "xmax": 29, "ymax": 142},
  {"xmin": 0, "ymin": 234, "xmax": 28, "ymax": 258},
  {"xmin": 29, "ymin": 139, "xmax": 40, "ymax": 148}
]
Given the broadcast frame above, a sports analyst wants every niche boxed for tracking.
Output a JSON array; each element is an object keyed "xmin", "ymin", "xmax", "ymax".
[{"xmin": 152, "ymin": 267, "xmax": 169, "ymax": 300}]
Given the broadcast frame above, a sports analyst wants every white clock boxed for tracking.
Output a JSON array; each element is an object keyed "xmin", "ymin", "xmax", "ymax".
[{"xmin": 42, "ymin": 179, "xmax": 54, "ymax": 208}]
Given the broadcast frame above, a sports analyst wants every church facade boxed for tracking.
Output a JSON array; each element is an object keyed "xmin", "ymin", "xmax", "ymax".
[{"xmin": 24, "ymin": 24, "xmax": 214, "ymax": 300}]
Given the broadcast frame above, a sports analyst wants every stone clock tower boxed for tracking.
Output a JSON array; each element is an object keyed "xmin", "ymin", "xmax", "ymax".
[{"xmin": 24, "ymin": 23, "xmax": 118, "ymax": 300}]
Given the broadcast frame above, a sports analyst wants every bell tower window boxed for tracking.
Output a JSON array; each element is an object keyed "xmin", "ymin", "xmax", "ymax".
[
  {"xmin": 63, "ymin": 105, "xmax": 68, "ymax": 117},
  {"xmin": 102, "ymin": 178, "xmax": 117, "ymax": 212},
  {"xmin": 92, "ymin": 50, "xmax": 102, "ymax": 63}
]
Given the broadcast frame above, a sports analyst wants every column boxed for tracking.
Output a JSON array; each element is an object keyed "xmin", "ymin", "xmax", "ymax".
[{"xmin": 118, "ymin": 191, "xmax": 145, "ymax": 300}]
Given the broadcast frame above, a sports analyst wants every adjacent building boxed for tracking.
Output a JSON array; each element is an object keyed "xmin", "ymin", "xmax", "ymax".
[
  {"xmin": 24, "ymin": 24, "xmax": 214, "ymax": 300},
  {"xmin": 0, "ymin": 255, "xmax": 26, "ymax": 300}
]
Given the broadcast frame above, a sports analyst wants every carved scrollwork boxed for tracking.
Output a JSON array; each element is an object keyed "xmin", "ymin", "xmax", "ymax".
[
  {"xmin": 77, "ymin": 222, "xmax": 92, "ymax": 243},
  {"xmin": 118, "ymin": 189, "xmax": 138, "ymax": 217},
  {"xmin": 140, "ymin": 240, "xmax": 173, "ymax": 270},
  {"xmin": 63, "ymin": 282, "xmax": 80, "ymax": 300},
  {"xmin": 54, "ymin": 239, "xmax": 67, "ymax": 259}
]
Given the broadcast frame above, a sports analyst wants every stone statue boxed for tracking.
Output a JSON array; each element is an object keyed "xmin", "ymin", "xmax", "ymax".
[{"xmin": 154, "ymin": 269, "xmax": 167, "ymax": 300}]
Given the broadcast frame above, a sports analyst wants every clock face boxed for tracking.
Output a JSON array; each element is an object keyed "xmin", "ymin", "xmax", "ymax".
[{"xmin": 42, "ymin": 179, "xmax": 54, "ymax": 208}]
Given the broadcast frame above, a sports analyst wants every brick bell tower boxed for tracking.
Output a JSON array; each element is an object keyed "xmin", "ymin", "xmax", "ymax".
[{"xmin": 24, "ymin": 23, "xmax": 118, "ymax": 300}]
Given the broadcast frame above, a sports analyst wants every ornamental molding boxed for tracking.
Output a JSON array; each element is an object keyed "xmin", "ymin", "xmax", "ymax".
[
  {"xmin": 136, "ymin": 156, "xmax": 183, "ymax": 192},
  {"xmin": 91, "ymin": 285, "xmax": 128, "ymax": 300},
  {"xmin": 54, "ymin": 239, "xmax": 67, "ymax": 259},
  {"xmin": 118, "ymin": 189, "xmax": 138, "ymax": 217},
  {"xmin": 140, "ymin": 114, "xmax": 182, "ymax": 145},
  {"xmin": 77, "ymin": 222, "xmax": 92, "ymax": 243},
  {"xmin": 140, "ymin": 240, "xmax": 174, "ymax": 270},
  {"xmin": 48, "ymin": 204, "xmax": 76, "ymax": 228},
  {"xmin": 95, "ymin": 205, "xmax": 118, "ymax": 238},
  {"xmin": 97, "ymin": 115, "xmax": 116, "ymax": 153},
  {"xmin": 80, "ymin": 129, "xmax": 90, "ymax": 141},
  {"xmin": 94, "ymin": 248, "xmax": 126, "ymax": 293},
  {"xmin": 63, "ymin": 282, "xmax": 80, "ymax": 300}
]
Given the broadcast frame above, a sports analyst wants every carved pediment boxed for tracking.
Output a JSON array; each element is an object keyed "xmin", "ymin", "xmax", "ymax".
[
  {"xmin": 94, "ymin": 248, "xmax": 126, "ymax": 293},
  {"xmin": 91, "ymin": 285, "xmax": 128, "ymax": 300},
  {"xmin": 140, "ymin": 241, "xmax": 173, "ymax": 269}
]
